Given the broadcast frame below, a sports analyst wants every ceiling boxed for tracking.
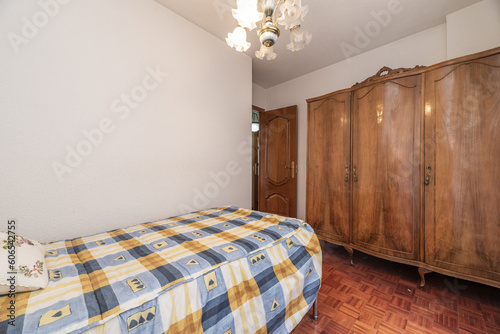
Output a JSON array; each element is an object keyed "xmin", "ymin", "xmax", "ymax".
[{"xmin": 155, "ymin": 0, "xmax": 481, "ymax": 88}]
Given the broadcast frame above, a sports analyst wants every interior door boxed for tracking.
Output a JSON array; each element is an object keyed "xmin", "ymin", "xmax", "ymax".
[
  {"xmin": 259, "ymin": 106, "xmax": 298, "ymax": 217},
  {"xmin": 306, "ymin": 92, "xmax": 351, "ymax": 244},
  {"xmin": 352, "ymin": 75, "xmax": 421, "ymax": 260}
]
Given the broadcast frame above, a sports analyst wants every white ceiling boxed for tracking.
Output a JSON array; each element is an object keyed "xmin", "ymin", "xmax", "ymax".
[{"xmin": 155, "ymin": 0, "xmax": 481, "ymax": 88}]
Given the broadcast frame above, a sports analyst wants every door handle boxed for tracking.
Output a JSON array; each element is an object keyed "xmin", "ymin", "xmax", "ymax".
[
  {"xmin": 253, "ymin": 163, "xmax": 259, "ymax": 176},
  {"xmin": 424, "ymin": 164, "xmax": 432, "ymax": 186},
  {"xmin": 345, "ymin": 165, "xmax": 349, "ymax": 182},
  {"xmin": 285, "ymin": 161, "xmax": 296, "ymax": 179},
  {"xmin": 353, "ymin": 165, "xmax": 358, "ymax": 182}
]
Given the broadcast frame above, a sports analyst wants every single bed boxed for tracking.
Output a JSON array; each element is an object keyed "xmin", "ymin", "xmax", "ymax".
[{"xmin": 0, "ymin": 206, "xmax": 322, "ymax": 333}]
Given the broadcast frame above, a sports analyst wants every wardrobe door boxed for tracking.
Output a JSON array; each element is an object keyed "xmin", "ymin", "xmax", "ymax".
[
  {"xmin": 306, "ymin": 92, "xmax": 351, "ymax": 244},
  {"xmin": 424, "ymin": 54, "xmax": 500, "ymax": 283},
  {"xmin": 352, "ymin": 76, "xmax": 421, "ymax": 260}
]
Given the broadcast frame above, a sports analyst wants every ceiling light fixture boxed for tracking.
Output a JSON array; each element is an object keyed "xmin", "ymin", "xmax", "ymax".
[{"xmin": 226, "ymin": 0, "xmax": 311, "ymax": 60}]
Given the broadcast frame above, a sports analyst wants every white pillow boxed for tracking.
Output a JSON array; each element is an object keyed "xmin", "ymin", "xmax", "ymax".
[{"xmin": 0, "ymin": 232, "xmax": 48, "ymax": 295}]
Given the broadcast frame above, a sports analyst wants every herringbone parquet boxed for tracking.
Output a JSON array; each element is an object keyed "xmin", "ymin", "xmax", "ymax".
[{"xmin": 294, "ymin": 241, "xmax": 500, "ymax": 334}]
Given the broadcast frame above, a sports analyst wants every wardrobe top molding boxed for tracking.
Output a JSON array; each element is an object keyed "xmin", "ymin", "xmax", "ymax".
[{"xmin": 306, "ymin": 46, "xmax": 500, "ymax": 103}]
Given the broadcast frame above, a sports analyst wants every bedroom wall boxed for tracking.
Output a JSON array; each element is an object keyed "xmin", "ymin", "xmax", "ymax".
[
  {"xmin": 252, "ymin": 83, "xmax": 267, "ymax": 109},
  {"xmin": 265, "ymin": 25, "xmax": 448, "ymax": 221},
  {"xmin": 0, "ymin": 0, "xmax": 252, "ymax": 242},
  {"xmin": 446, "ymin": 0, "xmax": 500, "ymax": 59}
]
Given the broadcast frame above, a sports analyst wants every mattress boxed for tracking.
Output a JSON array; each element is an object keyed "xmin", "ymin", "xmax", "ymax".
[{"xmin": 0, "ymin": 206, "xmax": 322, "ymax": 333}]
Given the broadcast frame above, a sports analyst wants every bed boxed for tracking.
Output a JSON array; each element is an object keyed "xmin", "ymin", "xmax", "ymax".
[{"xmin": 0, "ymin": 206, "xmax": 322, "ymax": 333}]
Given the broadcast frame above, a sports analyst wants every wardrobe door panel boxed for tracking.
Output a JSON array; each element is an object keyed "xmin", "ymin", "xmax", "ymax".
[
  {"xmin": 306, "ymin": 92, "xmax": 351, "ymax": 243},
  {"xmin": 424, "ymin": 54, "xmax": 500, "ymax": 281},
  {"xmin": 352, "ymin": 76, "xmax": 421, "ymax": 260}
]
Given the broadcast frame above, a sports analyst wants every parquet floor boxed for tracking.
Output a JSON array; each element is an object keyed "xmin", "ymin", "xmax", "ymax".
[{"xmin": 293, "ymin": 241, "xmax": 500, "ymax": 334}]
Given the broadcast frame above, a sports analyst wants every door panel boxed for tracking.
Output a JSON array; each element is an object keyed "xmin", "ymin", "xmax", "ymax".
[
  {"xmin": 306, "ymin": 92, "xmax": 351, "ymax": 243},
  {"xmin": 266, "ymin": 117, "xmax": 290, "ymax": 186},
  {"xmin": 265, "ymin": 194, "xmax": 290, "ymax": 215},
  {"xmin": 259, "ymin": 106, "xmax": 298, "ymax": 217},
  {"xmin": 352, "ymin": 76, "xmax": 421, "ymax": 260},
  {"xmin": 424, "ymin": 55, "xmax": 500, "ymax": 281}
]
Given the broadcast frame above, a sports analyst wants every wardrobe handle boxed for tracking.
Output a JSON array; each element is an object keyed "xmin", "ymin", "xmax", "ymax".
[
  {"xmin": 424, "ymin": 164, "xmax": 432, "ymax": 186},
  {"xmin": 353, "ymin": 165, "xmax": 358, "ymax": 182},
  {"xmin": 345, "ymin": 165, "xmax": 349, "ymax": 182}
]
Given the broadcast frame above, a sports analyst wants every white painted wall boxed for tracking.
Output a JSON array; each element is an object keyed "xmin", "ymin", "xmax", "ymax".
[
  {"xmin": 447, "ymin": 0, "xmax": 500, "ymax": 59},
  {"xmin": 252, "ymin": 83, "xmax": 267, "ymax": 109},
  {"xmin": 0, "ymin": 0, "xmax": 252, "ymax": 242},
  {"xmin": 266, "ymin": 24, "xmax": 448, "ymax": 220}
]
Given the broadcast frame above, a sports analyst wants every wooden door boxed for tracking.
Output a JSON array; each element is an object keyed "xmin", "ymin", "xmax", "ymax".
[
  {"xmin": 424, "ymin": 54, "xmax": 500, "ymax": 282},
  {"xmin": 352, "ymin": 76, "xmax": 421, "ymax": 260},
  {"xmin": 259, "ymin": 106, "xmax": 298, "ymax": 217},
  {"xmin": 306, "ymin": 92, "xmax": 351, "ymax": 244}
]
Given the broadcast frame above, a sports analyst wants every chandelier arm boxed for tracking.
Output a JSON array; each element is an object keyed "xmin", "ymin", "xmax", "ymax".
[
  {"xmin": 272, "ymin": 0, "xmax": 284, "ymax": 23},
  {"xmin": 257, "ymin": 0, "xmax": 265, "ymax": 26}
]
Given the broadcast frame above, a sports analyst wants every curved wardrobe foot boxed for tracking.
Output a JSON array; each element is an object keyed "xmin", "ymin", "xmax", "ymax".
[
  {"xmin": 418, "ymin": 267, "xmax": 432, "ymax": 289},
  {"xmin": 343, "ymin": 246, "xmax": 354, "ymax": 266}
]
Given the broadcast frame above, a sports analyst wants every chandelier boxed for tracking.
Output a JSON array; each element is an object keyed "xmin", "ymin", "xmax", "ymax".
[{"xmin": 226, "ymin": 0, "xmax": 312, "ymax": 60}]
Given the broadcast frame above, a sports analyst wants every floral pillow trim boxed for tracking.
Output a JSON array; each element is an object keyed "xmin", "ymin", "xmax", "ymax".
[
  {"xmin": 1, "ymin": 235, "xmax": 34, "ymax": 249},
  {"xmin": 0, "ymin": 232, "xmax": 48, "ymax": 295},
  {"xmin": 18, "ymin": 260, "xmax": 44, "ymax": 278}
]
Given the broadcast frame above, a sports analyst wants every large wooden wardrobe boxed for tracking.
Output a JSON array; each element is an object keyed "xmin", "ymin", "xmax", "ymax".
[{"xmin": 306, "ymin": 47, "xmax": 500, "ymax": 289}]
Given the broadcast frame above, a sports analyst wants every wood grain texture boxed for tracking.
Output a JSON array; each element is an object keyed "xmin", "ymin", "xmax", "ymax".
[
  {"xmin": 352, "ymin": 75, "xmax": 421, "ymax": 260},
  {"xmin": 424, "ymin": 53, "xmax": 500, "ymax": 282},
  {"xmin": 306, "ymin": 92, "xmax": 351, "ymax": 243},
  {"xmin": 305, "ymin": 47, "xmax": 500, "ymax": 290},
  {"xmin": 354, "ymin": 65, "xmax": 426, "ymax": 86},
  {"xmin": 259, "ymin": 106, "xmax": 298, "ymax": 217}
]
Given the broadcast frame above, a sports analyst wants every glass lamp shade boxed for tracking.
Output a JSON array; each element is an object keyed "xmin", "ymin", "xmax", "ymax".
[
  {"xmin": 226, "ymin": 26, "xmax": 251, "ymax": 52},
  {"xmin": 277, "ymin": 0, "xmax": 309, "ymax": 30},
  {"xmin": 232, "ymin": 0, "xmax": 263, "ymax": 30},
  {"xmin": 255, "ymin": 44, "xmax": 277, "ymax": 60},
  {"xmin": 286, "ymin": 25, "xmax": 312, "ymax": 51}
]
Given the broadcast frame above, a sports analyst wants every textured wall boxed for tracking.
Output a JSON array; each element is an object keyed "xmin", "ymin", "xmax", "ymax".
[{"xmin": 0, "ymin": 0, "xmax": 252, "ymax": 241}]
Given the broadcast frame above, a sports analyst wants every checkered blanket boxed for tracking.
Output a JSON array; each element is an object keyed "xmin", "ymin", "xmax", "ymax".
[{"xmin": 0, "ymin": 206, "xmax": 322, "ymax": 334}]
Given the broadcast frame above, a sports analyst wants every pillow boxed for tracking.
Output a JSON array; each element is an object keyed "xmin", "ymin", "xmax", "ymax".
[{"xmin": 0, "ymin": 232, "xmax": 48, "ymax": 295}]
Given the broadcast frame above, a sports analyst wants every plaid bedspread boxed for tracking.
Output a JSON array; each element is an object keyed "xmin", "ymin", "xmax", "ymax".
[{"xmin": 0, "ymin": 206, "xmax": 322, "ymax": 334}]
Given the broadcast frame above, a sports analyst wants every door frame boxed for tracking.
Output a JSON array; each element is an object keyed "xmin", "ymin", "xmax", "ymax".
[{"xmin": 251, "ymin": 105, "xmax": 265, "ymax": 211}]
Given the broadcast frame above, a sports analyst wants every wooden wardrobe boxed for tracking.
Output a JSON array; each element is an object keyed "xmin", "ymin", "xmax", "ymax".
[{"xmin": 306, "ymin": 47, "xmax": 500, "ymax": 288}]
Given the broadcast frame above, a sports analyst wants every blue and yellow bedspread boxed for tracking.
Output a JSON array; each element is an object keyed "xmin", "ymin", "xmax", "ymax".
[{"xmin": 0, "ymin": 206, "xmax": 322, "ymax": 333}]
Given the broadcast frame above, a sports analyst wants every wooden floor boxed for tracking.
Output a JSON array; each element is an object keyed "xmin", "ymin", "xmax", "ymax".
[{"xmin": 293, "ymin": 242, "xmax": 500, "ymax": 334}]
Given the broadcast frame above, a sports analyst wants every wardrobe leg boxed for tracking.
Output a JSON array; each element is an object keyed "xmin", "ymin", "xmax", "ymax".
[
  {"xmin": 343, "ymin": 246, "xmax": 354, "ymax": 266},
  {"xmin": 418, "ymin": 267, "xmax": 432, "ymax": 289}
]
